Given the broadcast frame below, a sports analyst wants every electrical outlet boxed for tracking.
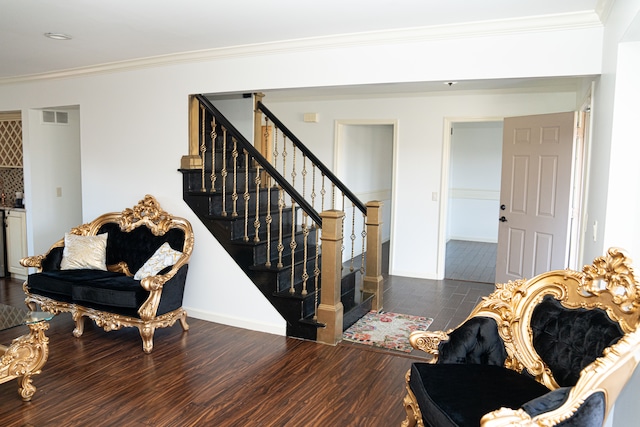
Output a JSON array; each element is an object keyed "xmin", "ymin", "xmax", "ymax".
[{"xmin": 432, "ymin": 192, "xmax": 438, "ymax": 202}]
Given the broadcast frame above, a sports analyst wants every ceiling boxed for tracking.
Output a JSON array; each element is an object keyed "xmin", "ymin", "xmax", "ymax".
[{"xmin": 1, "ymin": 0, "xmax": 607, "ymax": 94}]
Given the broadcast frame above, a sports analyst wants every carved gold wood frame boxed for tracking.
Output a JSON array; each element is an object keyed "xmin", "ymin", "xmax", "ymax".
[
  {"xmin": 404, "ymin": 248, "xmax": 640, "ymax": 427},
  {"xmin": 21, "ymin": 195, "xmax": 194, "ymax": 353},
  {"xmin": 0, "ymin": 321, "xmax": 49, "ymax": 401}
]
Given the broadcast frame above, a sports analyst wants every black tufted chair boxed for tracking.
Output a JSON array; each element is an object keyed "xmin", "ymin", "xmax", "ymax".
[{"xmin": 402, "ymin": 248, "xmax": 640, "ymax": 427}]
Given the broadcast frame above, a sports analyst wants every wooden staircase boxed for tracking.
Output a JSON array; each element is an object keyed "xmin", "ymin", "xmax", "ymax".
[{"xmin": 179, "ymin": 106, "xmax": 373, "ymax": 340}]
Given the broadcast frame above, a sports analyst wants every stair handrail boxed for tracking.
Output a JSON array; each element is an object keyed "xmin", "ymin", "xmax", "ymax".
[
  {"xmin": 256, "ymin": 101, "xmax": 367, "ymax": 215},
  {"xmin": 194, "ymin": 94, "xmax": 322, "ymax": 226}
]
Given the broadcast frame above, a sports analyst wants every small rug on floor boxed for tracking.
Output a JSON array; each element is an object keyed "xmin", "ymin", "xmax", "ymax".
[{"xmin": 343, "ymin": 311, "xmax": 433, "ymax": 353}]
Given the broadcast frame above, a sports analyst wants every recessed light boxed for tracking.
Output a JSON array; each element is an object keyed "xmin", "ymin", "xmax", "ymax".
[{"xmin": 44, "ymin": 32, "xmax": 73, "ymax": 40}]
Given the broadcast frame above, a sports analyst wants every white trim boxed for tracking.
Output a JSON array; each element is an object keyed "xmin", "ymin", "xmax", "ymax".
[
  {"xmin": 334, "ymin": 119, "xmax": 399, "ymax": 274},
  {"xmin": 0, "ymin": 12, "xmax": 603, "ymax": 85},
  {"xmin": 448, "ymin": 236, "xmax": 498, "ymax": 244},
  {"xmin": 355, "ymin": 189, "xmax": 392, "ymax": 202},
  {"xmin": 450, "ymin": 188, "xmax": 500, "ymax": 201},
  {"xmin": 185, "ymin": 306, "xmax": 286, "ymax": 336},
  {"xmin": 437, "ymin": 117, "xmax": 504, "ymax": 279}
]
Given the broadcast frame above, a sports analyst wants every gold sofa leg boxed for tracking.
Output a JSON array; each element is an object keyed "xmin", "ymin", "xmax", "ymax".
[{"xmin": 402, "ymin": 369, "xmax": 424, "ymax": 427}]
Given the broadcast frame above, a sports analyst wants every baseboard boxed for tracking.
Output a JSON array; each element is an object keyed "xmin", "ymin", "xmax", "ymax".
[
  {"xmin": 447, "ymin": 237, "xmax": 497, "ymax": 244},
  {"xmin": 184, "ymin": 306, "xmax": 286, "ymax": 336}
]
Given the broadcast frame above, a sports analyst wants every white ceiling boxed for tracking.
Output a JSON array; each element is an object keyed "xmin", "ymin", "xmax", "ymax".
[{"xmin": 1, "ymin": 0, "xmax": 607, "ymax": 94}]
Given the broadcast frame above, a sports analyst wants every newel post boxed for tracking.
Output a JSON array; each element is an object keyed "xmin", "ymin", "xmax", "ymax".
[
  {"xmin": 316, "ymin": 209, "xmax": 345, "ymax": 345},
  {"xmin": 363, "ymin": 201, "xmax": 384, "ymax": 311}
]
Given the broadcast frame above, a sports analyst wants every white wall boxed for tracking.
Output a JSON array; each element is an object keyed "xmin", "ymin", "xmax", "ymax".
[
  {"xmin": 266, "ymin": 91, "xmax": 577, "ymax": 278},
  {"xmin": 337, "ymin": 123, "xmax": 393, "ymax": 247},
  {"xmin": 0, "ymin": 20, "xmax": 603, "ymax": 332},
  {"xmin": 23, "ymin": 107, "xmax": 82, "ymax": 255},
  {"xmin": 447, "ymin": 121, "xmax": 502, "ymax": 243}
]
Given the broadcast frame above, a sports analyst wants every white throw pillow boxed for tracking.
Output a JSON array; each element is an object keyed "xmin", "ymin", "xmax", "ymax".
[
  {"xmin": 60, "ymin": 232, "xmax": 108, "ymax": 271},
  {"xmin": 134, "ymin": 242, "xmax": 182, "ymax": 280}
]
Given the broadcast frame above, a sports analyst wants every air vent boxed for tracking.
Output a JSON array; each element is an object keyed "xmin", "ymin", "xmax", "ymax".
[{"xmin": 42, "ymin": 110, "xmax": 69, "ymax": 125}]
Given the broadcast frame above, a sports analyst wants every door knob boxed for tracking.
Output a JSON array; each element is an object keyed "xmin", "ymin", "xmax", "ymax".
[{"xmin": 499, "ymin": 216, "xmax": 507, "ymax": 222}]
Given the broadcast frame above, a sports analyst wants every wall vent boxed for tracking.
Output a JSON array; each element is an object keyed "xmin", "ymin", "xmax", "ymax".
[{"xmin": 42, "ymin": 110, "xmax": 69, "ymax": 125}]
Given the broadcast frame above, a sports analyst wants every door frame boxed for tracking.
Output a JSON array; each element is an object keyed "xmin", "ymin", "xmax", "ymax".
[
  {"xmin": 334, "ymin": 119, "xmax": 398, "ymax": 270},
  {"xmin": 439, "ymin": 110, "xmax": 590, "ymax": 281},
  {"xmin": 437, "ymin": 117, "xmax": 503, "ymax": 279}
]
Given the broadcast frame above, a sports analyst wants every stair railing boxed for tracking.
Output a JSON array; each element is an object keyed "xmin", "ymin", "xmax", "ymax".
[
  {"xmin": 256, "ymin": 102, "xmax": 368, "ymax": 272},
  {"xmin": 256, "ymin": 100, "xmax": 384, "ymax": 325},
  {"xmin": 184, "ymin": 94, "xmax": 383, "ymax": 344}
]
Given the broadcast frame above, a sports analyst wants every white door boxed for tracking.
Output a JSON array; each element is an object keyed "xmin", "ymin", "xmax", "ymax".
[{"xmin": 495, "ymin": 112, "xmax": 577, "ymax": 283}]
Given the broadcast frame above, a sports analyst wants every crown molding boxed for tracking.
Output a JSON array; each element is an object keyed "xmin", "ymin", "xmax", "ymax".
[{"xmin": 0, "ymin": 11, "xmax": 603, "ymax": 86}]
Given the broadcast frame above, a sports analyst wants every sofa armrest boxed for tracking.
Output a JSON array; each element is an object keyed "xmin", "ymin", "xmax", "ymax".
[
  {"xmin": 21, "ymin": 255, "xmax": 46, "ymax": 270},
  {"xmin": 437, "ymin": 316, "xmax": 507, "ymax": 365},
  {"xmin": 409, "ymin": 330, "xmax": 450, "ymax": 362}
]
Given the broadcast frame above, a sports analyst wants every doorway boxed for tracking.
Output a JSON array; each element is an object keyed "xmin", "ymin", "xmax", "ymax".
[
  {"xmin": 335, "ymin": 121, "xmax": 395, "ymax": 269},
  {"xmin": 444, "ymin": 120, "xmax": 503, "ymax": 283}
]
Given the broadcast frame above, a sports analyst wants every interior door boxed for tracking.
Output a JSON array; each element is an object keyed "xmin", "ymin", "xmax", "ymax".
[{"xmin": 495, "ymin": 112, "xmax": 577, "ymax": 283}]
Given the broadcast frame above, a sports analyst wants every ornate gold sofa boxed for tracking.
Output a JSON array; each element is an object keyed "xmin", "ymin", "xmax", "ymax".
[
  {"xmin": 402, "ymin": 248, "xmax": 640, "ymax": 427},
  {"xmin": 20, "ymin": 195, "xmax": 194, "ymax": 353}
]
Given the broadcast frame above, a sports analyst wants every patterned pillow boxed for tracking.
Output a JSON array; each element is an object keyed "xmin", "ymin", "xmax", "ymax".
[
  {"xmin": 60, "ymin": 232, "xmax": 108, "ymax": 271},
  {"xmin": 134, "ymin": 242, "xmax": 182, "ymax": 280}
]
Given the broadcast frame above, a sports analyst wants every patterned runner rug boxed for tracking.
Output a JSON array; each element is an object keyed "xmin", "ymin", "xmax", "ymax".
[{"xmin": 343, "ymin": 311, "xmax": 433, "ymax": 353}]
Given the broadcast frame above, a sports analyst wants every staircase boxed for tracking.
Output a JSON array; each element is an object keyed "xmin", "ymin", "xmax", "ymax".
[{"xmin": 179, "ymin": 94, "xmax": 380, "ymax": 342}]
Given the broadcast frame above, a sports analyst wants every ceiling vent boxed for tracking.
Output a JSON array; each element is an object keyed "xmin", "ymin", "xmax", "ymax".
[{"xmin": 42, "ymin": 110, "xmax": 69, "ymax": 125}]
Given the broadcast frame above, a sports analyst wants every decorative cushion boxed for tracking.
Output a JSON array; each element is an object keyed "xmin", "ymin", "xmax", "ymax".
[
  {"xmin": 60, "ymin": 233, "xmax": 108, "ymax": 271},
  {"xmin": 409, "ymin": 363, "xmax": 551, "ymax": 427},
  {"xmin": 133, "ymin": 242, "xmax": 182, "ymax": 280}
]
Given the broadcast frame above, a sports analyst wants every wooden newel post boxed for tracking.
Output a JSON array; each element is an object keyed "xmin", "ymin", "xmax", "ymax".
[
  {"xmin": 316, "ymin": 209, "xmax": 345, "ymax": 345},
  {"xmin": 363, "ymin": 201, "xmax": 384, "ymax": 311}
]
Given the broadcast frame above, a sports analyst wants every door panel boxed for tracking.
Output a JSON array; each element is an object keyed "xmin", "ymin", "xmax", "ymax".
[{"xmin": 496, "ymin": 112, "xmax": 576, "ymax": 283}]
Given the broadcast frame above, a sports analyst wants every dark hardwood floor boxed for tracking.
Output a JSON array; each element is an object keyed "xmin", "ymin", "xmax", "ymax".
[{"xmin": 0, "ymin": 270, "xmax": 494, "ymax": 426}]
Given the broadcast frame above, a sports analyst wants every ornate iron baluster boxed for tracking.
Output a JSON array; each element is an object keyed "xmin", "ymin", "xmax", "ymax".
[
  {"xmin": 360, "ymin": 213, "xmax": 367, "ymax": 275},
  {"xmin": 301, "ymin": 212, "xmax": 309, "ymax": 296},
  {"xmin": 350, "ymin": 203, "xmax": 356, "ymax": 272},
  {"xmin": 277, "ymin": 188, "xmax": 285, "ymax": 268},
  {"xmin": 210, "ymin": 117, "xmax": 217, "ymax": 192},
  {"xmin": 221, "ymin": 127, "xmax": 228, "ymax": 216},
  {"xmin": 231, "ymin": 137, "xmax": 238, "ymax": 217},
  {"xmin": 272, "ymin": 127, "xmax": 279, "ymax": 187},
  {"xmin": 243, "ymin": 149, "xmax": 250, "ymax": 241},
  {"xmin": 254, "ymin": 164, "xmax": 261, "ymax": 242},
  {"xmin": 289, "ymin": 200, "xmax": 297, "ymax": 294},
  {"xmin": 265, "ymin": 176, "xmax": 272, "ymax": 267},
  {"xmin": 313, "ymin": 221, "xmax": 320, "ymax": 320},
  {"xmin": 200, "ymin": 106, "xmax": 206, "ymax": 192}
]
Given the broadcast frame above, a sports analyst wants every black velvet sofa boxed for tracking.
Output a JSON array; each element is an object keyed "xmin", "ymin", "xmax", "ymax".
[
  {"xmin": 20, "ymin": 195, "xmax": 194, "ymax": 353},
  {"xmin": 402, "ymin": 248, "xmax": 640, "ymax": 427}
]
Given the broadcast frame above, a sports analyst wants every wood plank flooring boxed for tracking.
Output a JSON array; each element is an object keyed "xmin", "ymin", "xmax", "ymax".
[{"xmin": 0, "ymin": 271, "xmax": 494, "ymax": 426}]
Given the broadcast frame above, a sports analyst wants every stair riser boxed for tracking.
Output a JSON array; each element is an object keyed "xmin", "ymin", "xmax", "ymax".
[
  {"xmin": 184, "ymin": 188, "xmax": 282, "ymax": 217},
  {"xmin": 211, "ymin": 210, "xmax": 296, "ymax": 242},
  {"xmin": 252, "ymin": 229, "xmax": 318, "ymax": 266}
]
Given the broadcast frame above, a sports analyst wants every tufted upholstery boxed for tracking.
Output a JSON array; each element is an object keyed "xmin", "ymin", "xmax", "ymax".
[
  {"xmin": 402, "ymin": 248, "xmax": 640, "ymax": 427},
  {"xmin": 530, "ymin": 296, "xmax": 624, "ymax": 387},
  {"xmin": 21, "ymin": 195, "xmax": 194, "ymax": 353}
]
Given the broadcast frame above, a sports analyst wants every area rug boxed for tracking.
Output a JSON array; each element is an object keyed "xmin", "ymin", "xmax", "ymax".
[{"xmin": 343, "ymin": 311, "xmax": 433, "ymax": 353}]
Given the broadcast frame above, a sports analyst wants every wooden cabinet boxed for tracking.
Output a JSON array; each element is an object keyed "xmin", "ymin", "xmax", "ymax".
[{"xmin": 6, "ymin": 209, "xmax": 27, "ymax": 279}]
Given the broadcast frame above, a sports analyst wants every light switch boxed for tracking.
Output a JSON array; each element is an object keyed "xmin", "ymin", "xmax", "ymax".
[{"xmin": 56, "ymin": 187, "xmax": 62, "ymax": 197}]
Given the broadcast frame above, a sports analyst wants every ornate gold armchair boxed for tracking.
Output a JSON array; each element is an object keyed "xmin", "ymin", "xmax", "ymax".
[
  {"xmin": 402, "ymin": 248, "xmax": 640, "ymax": 427},
  {"xmin": 20, "ymin": 195, "xmax": 194, "ymax": 353}
]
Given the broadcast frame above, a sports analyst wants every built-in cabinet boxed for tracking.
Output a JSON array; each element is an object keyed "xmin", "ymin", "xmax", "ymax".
[{"xmin": 6, "ymin": 209, "xmax": 27, "ymax": 279}]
